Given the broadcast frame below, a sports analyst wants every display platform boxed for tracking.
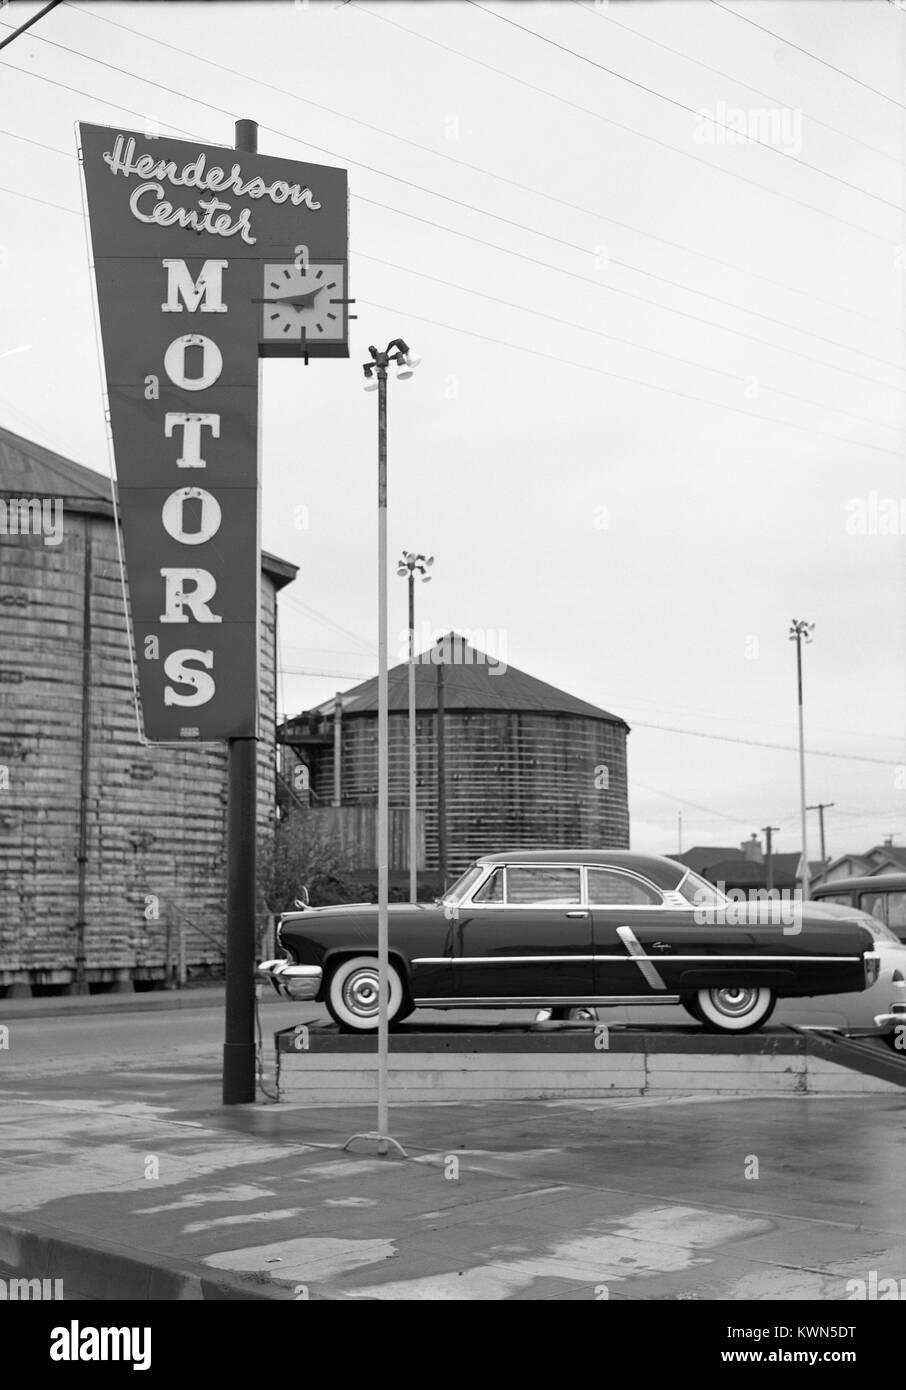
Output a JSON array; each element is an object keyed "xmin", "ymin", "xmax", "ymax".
[{"xmin": 272, "ymin": 1022, "xmax": 906, "ymax": 1103}]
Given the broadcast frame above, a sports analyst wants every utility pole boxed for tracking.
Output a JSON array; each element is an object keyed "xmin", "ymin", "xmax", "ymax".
[
  {"xmin": 222, "ymin": 117, "xmax": 260, "ymax": 1105},
  {"xmin": 806, "ymin": 801, "xmax": 834, "ymax": 872},
  {"xmin": 397, "ymin": 552, "xmax": 433, "ymax": 902},
  {"xmin": 788, "ymin": 619, "xmax": 814, "ymax": 904},
  {"xmin": 763, "ymin": 826, "xmax": 780, "ymax": 892}
]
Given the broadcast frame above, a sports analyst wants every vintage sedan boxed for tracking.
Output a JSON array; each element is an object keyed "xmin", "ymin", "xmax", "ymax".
[{"xmin": 258, "ymin": 850, "xmax": 886, "ymax": 1034}]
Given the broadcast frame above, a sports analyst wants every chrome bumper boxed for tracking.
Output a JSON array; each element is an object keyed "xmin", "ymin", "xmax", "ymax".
[
  {"xmin": 873, "ymin": 1002, "xmax": 906, "ymax": 1033},
  {"xmin": 257, "ymin": 959, "xmax": 322, "ymax": 1002}
]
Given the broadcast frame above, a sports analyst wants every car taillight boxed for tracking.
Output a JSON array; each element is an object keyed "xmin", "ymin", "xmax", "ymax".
[{"xmin": 864, "ymin": 950, "xmax": 881, "ymax": 986}]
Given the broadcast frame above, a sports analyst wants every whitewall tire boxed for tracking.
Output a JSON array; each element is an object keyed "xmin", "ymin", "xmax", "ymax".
[
  {"xmin": 694, "ymin": 986, "xmax": 775, "ymax": 1033},
  {"xmin": 326, "ymin": 955, "xmax": 406, "ymax": 1031}
]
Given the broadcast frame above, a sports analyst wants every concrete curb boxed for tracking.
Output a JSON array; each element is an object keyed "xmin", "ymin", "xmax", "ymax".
[{"xmin": 0, "ymin": 1217, "xmax": 294, "ymax": 1302}]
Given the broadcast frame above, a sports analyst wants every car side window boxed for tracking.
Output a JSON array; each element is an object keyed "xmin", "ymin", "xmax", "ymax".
[
  {"xmin": 820, "ymin": 893, "xmax": 855, "ymax": 907},
  {"xmin": 587, "ymin": 868, "xmax": 661, "ymax": 906},
  {"xmin": 887, "ymin": 893, "xmax": 906, "ymax": 930},
  {"xmin": 505, "ymin": 866, "xmax": 582, "ymax": 906},
  {"xmin": 860, "ymin": 892, "xmax": 888, "ymax": 926},
  {"xmin": 472, "ymin": 867, "xmax": 504, "ymax": 903}
]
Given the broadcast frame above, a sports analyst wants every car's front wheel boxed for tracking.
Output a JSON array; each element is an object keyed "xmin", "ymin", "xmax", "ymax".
[
  {"xmin": 686, "ymin": 986, "xmax": 775, "ymax": 1033},
  {"xmin": 325, "ymin": 955, "xmax": 407, "ymax": 1031}
]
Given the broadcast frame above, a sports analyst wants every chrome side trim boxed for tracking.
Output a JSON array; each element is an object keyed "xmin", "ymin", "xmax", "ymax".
[
  {"xmin": 413, "ymin": 995, "xmax": 682, "ymax": 1007},
  {"xmin": 616, "ymin": 925, "xmax": 667, "ymax": 991},
  {"xmin": 413, "ymin": 955, "xmax": 597, "ymax": 965},
  {"xmin": 411, "ymin": 953, "xmax": 862, "ymax": 966}
]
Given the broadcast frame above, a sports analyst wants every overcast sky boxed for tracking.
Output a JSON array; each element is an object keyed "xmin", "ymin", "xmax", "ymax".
[{"xmin": 2, "ymin": 0, "xmax": 905, "ymax": 860}]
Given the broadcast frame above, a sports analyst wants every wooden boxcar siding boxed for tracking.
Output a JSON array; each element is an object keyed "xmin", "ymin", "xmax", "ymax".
[
  {"xmin": 0, "ymin": 510, "xmax": 279, "ymax": 984},
  {"xmin": 301, "ymin": 709, "xmax": 628, "ymax": 874}
]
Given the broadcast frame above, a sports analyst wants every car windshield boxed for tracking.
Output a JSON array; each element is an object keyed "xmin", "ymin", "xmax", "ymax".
[
  {"xmin": 440, "ymin": 863, "xmax": 487, "ymax": 906},
  {"xmin": 677, "ymin": 870, "xmax": 729, "ymax": 908}
]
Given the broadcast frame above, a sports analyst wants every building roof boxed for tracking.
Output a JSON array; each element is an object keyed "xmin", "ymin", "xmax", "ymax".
[
  {"xmin": 311, "ymin": 632, "xmax": 628, "ymax": 726},
  {"xmin": 867, "ymin": 844, "xmax": 906, "ymax": 870},
  {"xmin": 703, "ymin": 857, "xmax": 800, "ymax": 888},
  {"xmin": 670, "ymin": 846, "xmax": 739, "ymax": 875},
  {"xmin": 0, "ymin": 423, "xmax": 297, "ymax": 589}
]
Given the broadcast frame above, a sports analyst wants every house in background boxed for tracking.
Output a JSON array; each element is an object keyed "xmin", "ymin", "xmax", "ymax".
[
  {"xmin": 811, "ymin": 838, "xmax": 906, "ymax": 887},
  {"xmin": 671, "ymin": 838, "xmax": 817, "ymax": 892}
]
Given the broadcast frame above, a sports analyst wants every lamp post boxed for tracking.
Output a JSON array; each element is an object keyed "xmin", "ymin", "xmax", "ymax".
[
  {"xmin": 788, "ymin": 619, "xmax": 815, "ymax": 904},
  {"xmin": 397, "ymin": 551, "xmax": 433, "ymax": 903},
  {"xmin": 345, "ymin": 339, "xmax": 420, "ymax": 1159}
]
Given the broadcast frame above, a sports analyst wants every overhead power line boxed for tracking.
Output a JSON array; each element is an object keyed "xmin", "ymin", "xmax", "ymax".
[
  {"xmin": 357, "ymin": 295, "xmax": 905, "ymax": 459},
  {"xmin": 710, "ymin": 0, "xmax": 906, "ymax": 112},
  {"xmin": 4, "ymin": 144, "xmax": 898, "ymax": 452},
  {"xmin": 347, "ymin": 1, "xmax": 904, "ymax": 249},
  {"xmin": 570, "ymin": 0, "xmax": 906, "ymax": 171},
  {"xmin": 467, "ymin": 0, "xmax": 906, "ymax": 213},
  {"xmin": 356, "ymin": 250, "xmax": 904, "ymax": 439},
  {"xmin": 7, "ymin": 116, "xmax": 901, "ymax": 399},
  {"xmin": 63, "ymin": 0, "xmax": 906, "ymax": 339},
  {"xmin": 630, "ymin": 718, "xmax": 901, "ymax": 765},
  {"xmin": 0, "ymin": 0, "xmax": 61, "ymax": 51},
  {"xmin": 6, "ymin": 21, "xmax": 905, "ymax": 378}
]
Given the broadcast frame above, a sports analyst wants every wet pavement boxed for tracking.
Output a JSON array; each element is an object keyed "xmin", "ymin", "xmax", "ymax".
[{"xmin": 1, "ymin": 996, "xmax": 905, "ymax": 1300}]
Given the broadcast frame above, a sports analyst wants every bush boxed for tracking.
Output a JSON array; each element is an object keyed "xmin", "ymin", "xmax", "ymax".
[{"xmin": 258, "ymin": 810, "xmax": 362, "ymax": 913}]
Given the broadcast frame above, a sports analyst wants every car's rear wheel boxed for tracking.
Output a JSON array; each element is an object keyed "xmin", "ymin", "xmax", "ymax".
[
  {"xmin": 690, "ymin": 986, "xmax": 775, "ymax": 1032},
  {"xmin": 325, "ymin": 955, "xmax": 406, "ymax": 1031}
]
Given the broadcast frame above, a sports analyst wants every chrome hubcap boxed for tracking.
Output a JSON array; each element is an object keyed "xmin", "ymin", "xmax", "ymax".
[
  {"xmin": 710, "ymin": 987, "xmax": 759, "ymax": 1017},
  {"xmin": 343, "ymin": 969, "xmax": 380, "ymax": 1017}
]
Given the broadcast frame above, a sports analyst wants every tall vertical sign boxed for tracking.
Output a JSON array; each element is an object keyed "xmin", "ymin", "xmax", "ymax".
[{"xmin": 78, "ymin": 123, "xmax": 349, "ymax": 742}]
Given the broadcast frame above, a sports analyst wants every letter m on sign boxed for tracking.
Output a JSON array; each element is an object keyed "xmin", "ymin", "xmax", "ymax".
[{"xmin": 162, "ymin": 260, "xmax": 228, "ymax": 313}]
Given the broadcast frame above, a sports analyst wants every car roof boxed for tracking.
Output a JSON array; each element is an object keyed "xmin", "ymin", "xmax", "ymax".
[
  {"xmin": 474, "ymin": 849, "xmax": 688, "ymax": 891},
  {"xmin": 812, "ymin": 874, "xmax": 906, "ymax": 895}
]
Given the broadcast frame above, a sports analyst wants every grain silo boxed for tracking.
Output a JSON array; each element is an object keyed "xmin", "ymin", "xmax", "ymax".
[
  {"xmin": 281, "ymin": 632, "xmax": 630, "ymax": 885},
  {"xmin": 0, "ymin": 426, "xmax": 296, "ymax": 996}
]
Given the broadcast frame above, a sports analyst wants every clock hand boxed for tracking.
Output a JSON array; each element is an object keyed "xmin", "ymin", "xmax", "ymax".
[{"xmin": 251, "ymin": 290, "xmax": 323, "ymax": 307}]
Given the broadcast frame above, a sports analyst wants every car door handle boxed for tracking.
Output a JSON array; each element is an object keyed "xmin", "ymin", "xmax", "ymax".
[{"xmin": 566, "ymin": 910, "xmax": 589, "ymax": 918}]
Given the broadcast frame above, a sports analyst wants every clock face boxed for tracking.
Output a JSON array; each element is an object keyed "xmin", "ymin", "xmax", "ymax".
[{"xmin": 259, "ymin": 262, "xmax": 347, "ymax": 354}]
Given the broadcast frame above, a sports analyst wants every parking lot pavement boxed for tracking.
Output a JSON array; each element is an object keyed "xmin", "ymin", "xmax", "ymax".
[{"xmin": 2, "ymin": 1001, "xmax": 906, "ymax": 1300}]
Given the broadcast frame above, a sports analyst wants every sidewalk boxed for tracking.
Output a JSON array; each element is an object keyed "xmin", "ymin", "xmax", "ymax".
[
  {"xmin": 1, "ymin": 983, "xmax": 227, "ymax": 1020},
  {"xmin": 3, "ymin": 1048, "xmax": 906, "ymax": 1299}
]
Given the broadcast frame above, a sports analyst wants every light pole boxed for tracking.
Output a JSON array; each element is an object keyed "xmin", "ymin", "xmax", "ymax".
[
  {"xmin": 397, "ymin": 551, "xmax": 433, "ymax": 903},
  {"xmin": 345, "ymin": 338, "xmax": 420, "ymax": 1160},
  {"xmin": 789, "ymin": 619, "xmax": 815, "ymax": 904}
]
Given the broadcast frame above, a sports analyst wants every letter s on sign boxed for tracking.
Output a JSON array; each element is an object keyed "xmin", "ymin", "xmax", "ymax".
[{"xmin": 163, "ymin": 649, "xmax": 215, "ymax": 707}]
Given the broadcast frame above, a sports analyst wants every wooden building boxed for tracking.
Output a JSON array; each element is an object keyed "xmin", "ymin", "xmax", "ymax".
[
  {"xmin": 280, "ymin": 633, "xmax": 630, "ymax": 884},
  {"xmin": 0, "ymin": 426, "xmax": 296, "ymax": 995}
]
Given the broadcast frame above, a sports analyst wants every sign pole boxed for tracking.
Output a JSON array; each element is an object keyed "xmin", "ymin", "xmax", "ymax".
[{"xmin": 222, "ymin": 116, "xmax": 260, "ymax": 1106}]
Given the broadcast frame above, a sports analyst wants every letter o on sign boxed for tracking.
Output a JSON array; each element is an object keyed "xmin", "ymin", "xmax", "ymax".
[
  {"xmin": 164, "ymin": 334, "xmax": 223, "ymax": 391},
  {"xmin": 161, "ymin": 487, "xmax": 222, "ymax": 545}
]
